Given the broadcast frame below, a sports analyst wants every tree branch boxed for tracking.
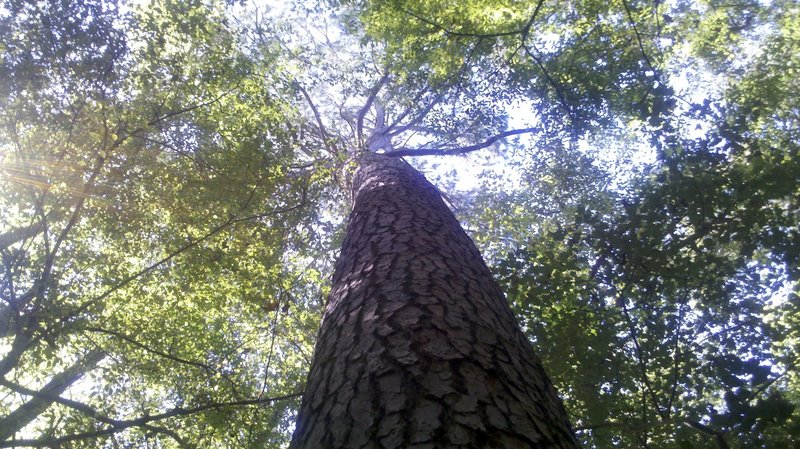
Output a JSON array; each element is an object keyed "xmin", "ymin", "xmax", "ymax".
[
  {"xmin": 520, "ymin": 44, "xmax": 576, "ymax": 128},
  {"xmin": 400, "ymin": 5, "xmax": 541, "ymax": 39},
  {"xmin": 619, "ymin": 293, "xmax": 667, "ymax": 420},
  {"xmin": 140, "ymin": 424, "xmax": 190, "ymax": 448},
  {"xmin": 576, "ymin": 417, "xmax": 731, "ymax": 449},
  {"xmin": 294, "ymin": 82, "xmax": 336, "ymax": 155},
  {"xmin": 620, "ymin": 0, "xmax": 661, "ymax": 82},
  {"xmin": 355, "ymin": 73, "xmax": 389, "ymax": 146},
  {"xmin": 386, "ymin": 94, "xmax": 447, "ymax": 138},
  {"xmin": 0, "ymin": 350, "xmax": 104, "ymax": 441},
  {"xmin": 383, "ymin": 127, "xmax": 539, "ymax": 157},
  {"xmin": 665, "ymin": 299, "xmax": 686, "ymax": 416},
  {"xmin": 58, "ymin": 191, "xmax": 309, "ymax": 331},
  {"xmin": 84, "ymin": 327, "xmax": 216, "ymax": 373},
  {"xmin": 381, "ymin": 36, "xmax": 487, "ymax": 141},
  {"xmin": 0, "ymin": 331, "xmax": 34, "ymax": 379},
  {"xmin": 0, "ymin": 392, "xmax": 303, "ymax": 448},
  {"xmin": 682, "ymin": 420, "xmax": 731, "ymax": 449},
  {"xmin": 0, "ymin": 223, "xmax": 46, "ymax": 252},
  {"xmin": 0, "ymin": 375, "xmax": 115, "ymax": 425},
  {"xmin": 520, "ymin": 0, "xmax": 545, "ymax": 41},
  {"xmin": 144, "ymin": 85, "xmax": 241, "ymax": 129}
]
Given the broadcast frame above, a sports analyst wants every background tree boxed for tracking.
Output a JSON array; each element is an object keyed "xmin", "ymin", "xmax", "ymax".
[{"xmin": 0, "ymin": 0, "xmax": 797, "ymax": 448}]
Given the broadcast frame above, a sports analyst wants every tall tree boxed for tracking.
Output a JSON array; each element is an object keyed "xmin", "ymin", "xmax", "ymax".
[
  {"xmin": 290, "ymin": 153, "xmax": 578, "ymax": 448},
  {"xmin": 0, "ymin": 0, "xmax": 798, "ymax": 448}
]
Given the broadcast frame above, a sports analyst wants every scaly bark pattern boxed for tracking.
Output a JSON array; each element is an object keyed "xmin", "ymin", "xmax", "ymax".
[{"xmin": 290, "ymin": 154, "xmax": 579, "ymax": 448}]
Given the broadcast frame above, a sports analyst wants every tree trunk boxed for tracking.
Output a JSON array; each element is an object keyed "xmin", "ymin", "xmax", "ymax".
[{"xmin": 290, "ymin": 153, "xmax": 580, "ymax": 448}]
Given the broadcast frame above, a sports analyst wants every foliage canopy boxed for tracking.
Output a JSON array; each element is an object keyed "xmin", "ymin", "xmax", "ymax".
[{"xmin": 0, "ymin": 0, "xmax": 797, "ymax": 448}]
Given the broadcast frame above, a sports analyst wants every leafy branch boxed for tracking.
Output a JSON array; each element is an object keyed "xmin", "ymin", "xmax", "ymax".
[
  {"xmin": 58, "ymin": 186, "xmax": 309, "ymax": 332},
  {"xmin": 575, "ymin": 418, "xmax": 731, "ymax": 449},
  {"xmin": 0, "ymin": 350, "xmax": 104, "ymax": 440},
  {"xmin": 400, "ymin": 0, "xmax": 545, "ymax": 39},
  {"xmin": 84, "ymin": 327, "xmax": 218, "ymax": 373},
  {"xmin": 0, "ymin": 392, "xmax": 303, "ymax": 448}
]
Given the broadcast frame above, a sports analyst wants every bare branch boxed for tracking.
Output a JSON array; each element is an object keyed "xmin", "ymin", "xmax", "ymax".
[
  {"xmin": 382, "ymin": 33, "xmax": 486, "ymax": 138},
  {"xmin": 386, "ymin": 93, "xmax": 447, "ymax": 138},
  {"xmin": 384, "ymin": 85, "xmax": 435, "ymax": 133}
]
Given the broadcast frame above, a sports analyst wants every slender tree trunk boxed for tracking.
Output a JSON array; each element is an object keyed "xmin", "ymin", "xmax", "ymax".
[{"xmin": 290, "ymin": 153, "xmax": 580, "ymax": 448}]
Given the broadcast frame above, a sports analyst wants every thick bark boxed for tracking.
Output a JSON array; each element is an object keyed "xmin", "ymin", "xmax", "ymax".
[{"xmin": 290, "ymin": 153, "xmax": 579, "ymax": 448}]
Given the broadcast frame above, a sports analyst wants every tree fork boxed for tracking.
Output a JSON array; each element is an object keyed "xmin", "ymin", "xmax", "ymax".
[{"xmin": 290, "ymin": 153, "xmax": 579, "ymax": 448}]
